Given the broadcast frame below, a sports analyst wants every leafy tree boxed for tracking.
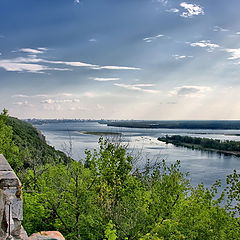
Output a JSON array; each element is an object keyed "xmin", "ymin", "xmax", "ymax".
[
  {"xmin": 226, "ymin": 170, "xmax": 240, "ymax": 216},
  {"xmin": 23, "ymin": 162, "xmax": 104, "ymax": 240},
  {"xmin": 0, "ymin": 109, "xmax": 20, "ymax": 169},
  {"xmin": 104, "ymin": 221, "xmax": 118, "ymax": 240}
]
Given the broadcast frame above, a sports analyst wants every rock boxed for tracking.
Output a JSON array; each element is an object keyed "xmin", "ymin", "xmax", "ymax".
[
  {"xmin": 19, "ymin": 226, "xmax": 29, "ymax": 240},
  {"xmin": 0, "ymin": 154, "xmax": 23, "ymax": 240},
  {"xmin": 28, "ymin": 231, "xmax": 65, "ymax": 240}
]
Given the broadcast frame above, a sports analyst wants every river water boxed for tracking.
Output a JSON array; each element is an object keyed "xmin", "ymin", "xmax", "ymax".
[{"xmin": 35, "ymin": 121, "xmax": 240, "ymax": 188}]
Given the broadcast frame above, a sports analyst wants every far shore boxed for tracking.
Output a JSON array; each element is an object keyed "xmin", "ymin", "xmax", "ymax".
[{"xmin": 158, "ymin": 136, "xmax": 240, "ymax": 157}]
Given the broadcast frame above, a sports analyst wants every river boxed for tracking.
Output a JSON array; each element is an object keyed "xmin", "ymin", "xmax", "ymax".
[{"xmin": 35, "ymin": 121, "xmax": 240, "ymax": 188}]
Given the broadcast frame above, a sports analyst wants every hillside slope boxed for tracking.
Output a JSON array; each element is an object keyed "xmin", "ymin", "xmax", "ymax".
[{"xmin": 6, "ymin": 117, "xmax": 71, "ymax": 168}]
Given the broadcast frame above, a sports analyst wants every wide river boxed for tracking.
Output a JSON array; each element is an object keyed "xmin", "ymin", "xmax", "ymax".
[{"xmin": 35, "ymin": 121, "xmax": 240, "ymax": 188}]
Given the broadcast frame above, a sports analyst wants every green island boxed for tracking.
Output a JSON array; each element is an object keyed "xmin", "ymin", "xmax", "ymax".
[
  {"xmin": 0, "ymin": 110, "xmax": 240, "ymax": 240},
  {"xmin": 80, "ymin": 131, "xmax": 122, "ymax": 136},
  {"xmin": 158, "ymin": 135, "xmax": 240, "ymax": 156}
]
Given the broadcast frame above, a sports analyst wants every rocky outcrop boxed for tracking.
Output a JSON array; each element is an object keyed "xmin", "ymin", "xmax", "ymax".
[
  {"xmin": 28, "ymin": 231, "xmax": 65, "ymax": 240},
  {"xmin": 0, "ymin": 154, "xmax": 23, "ymax": 240}
]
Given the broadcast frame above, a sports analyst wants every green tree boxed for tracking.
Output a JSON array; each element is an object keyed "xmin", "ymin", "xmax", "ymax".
[
  {"xmin": 0, "ymin": 109, "xmax": 20, "ymax": 169},
  {"xmin": 23, "ymin": 162, "xmax": 104, "ymax": 240},
  {"xmin": 226, "ymin": 170, "xmax": 240, "ymax": 216}
]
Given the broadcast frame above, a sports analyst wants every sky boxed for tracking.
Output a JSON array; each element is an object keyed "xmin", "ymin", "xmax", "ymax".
[{"xmin": 1, "ymin": 0, "xmax": 240, "ymax": 120}]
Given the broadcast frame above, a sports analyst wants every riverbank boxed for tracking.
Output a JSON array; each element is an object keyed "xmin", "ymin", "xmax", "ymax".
[
  {"xmin": 158, "ymin": 135, "xmax": 240, "ymax": 157},
  {"xmin": 99, "ymin": 120, "xmax": 240, "ymax": 130}
]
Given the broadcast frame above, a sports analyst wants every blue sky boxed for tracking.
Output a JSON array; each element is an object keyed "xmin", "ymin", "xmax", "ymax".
[{"xmin": 1, "ymin": 0, "xmax": 240, "ymax": 119}]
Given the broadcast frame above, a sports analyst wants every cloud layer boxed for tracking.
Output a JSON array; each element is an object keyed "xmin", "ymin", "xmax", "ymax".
[{"xmin": 0, "ymin": 48, "xmax": 141, "ymax": 73}]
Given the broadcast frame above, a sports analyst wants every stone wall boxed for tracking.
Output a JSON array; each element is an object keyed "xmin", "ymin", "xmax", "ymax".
[{"xmin": 0, "ymin": 154, "xmax": 24, "ymax": 240}]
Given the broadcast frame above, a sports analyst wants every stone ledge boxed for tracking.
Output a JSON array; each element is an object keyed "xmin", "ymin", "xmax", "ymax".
[
  {"xmin": 0, "ymin": 154, "xmax": 20, "ymax": 188},
  {"xmin": 0, "ymin": 154, "xmax": 13, "ymax": 171},
  {"xmin": 0, "ymin": 154, "xmax": 23, "ymax": 240}
]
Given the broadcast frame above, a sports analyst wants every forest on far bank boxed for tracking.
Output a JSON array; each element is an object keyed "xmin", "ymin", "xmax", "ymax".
[
  {"xmin": 0, "ymin": 110, "xmax": 240, "ymax": 240},
  {"xmin": 102, "ymin": 120, "xmax": 240, "ymax": 130},
  {"xmin": 158, "ymin": 135, "xmax": 240, "ymax": 156}
]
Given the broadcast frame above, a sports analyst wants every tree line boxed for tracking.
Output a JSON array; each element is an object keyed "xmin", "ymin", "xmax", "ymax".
[{"xmin": 158, "ymin": 135, "xmax": 240, "ymax": 154}]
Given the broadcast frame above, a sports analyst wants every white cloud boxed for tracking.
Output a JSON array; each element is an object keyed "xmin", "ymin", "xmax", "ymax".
[
  {"xmin": 173, "ymin": 54, "xmax": 193, "ymax": 60},
  {"xmin": 12, "ymin": 94, "xmax": 29, "ymax": 98},
  {"xmin": 143, "ymin": 34, "xmax": 165, "ymax": 43},
  {"xmin": 180, "ymin": 2, "xmax": 204, "ymax": 18},
  {"xmin": 166, "ymin": 8, "xmax": 179, "ymax": 13},
  {"xmin": 41, "ymin": 98, "xmax": 81, "ymax": 104},
  {"xmin": 12, "ymin": 94, "xmax": 48, "ymax": 98},
  {"xmin": 61, "ymin": 93, "xmax": 74, "ymax": 97},
  {"xmin": 97, "ymin": 66, "xmax": 141, "ymax": 70},
  {"xmin": 225, "ymin": 48, "xmax": 240, "ymax": 60},
  {"xmin": 189, "ymin": 40, "xmax": 220, "ymax": 52},
  {"xmin": 51, "ymin": 60, "xmax": 97, "ymax": 68},
  {"xmin": 0, "ymin": 59, "xmax": 69, "ymax": 73},
  {"xmin": 169, "ymin": 85, "xmax": 211, "ymax": 97},
  {"xmin": 74, "ymin": 0, "xmax": 80, "ymax": 3},
  {"xmin": 132, "ymin": 84, "xmax": 155, "ymax": 87},
  {"xmin": 18, "ymin": 48, "xmax": 47, "ymax": 54},
  {"xmin": 92, "ymin": 77, "xmax": 120, "ymax": 82},
  {"xmin": 89, "ymin": 38, "xmax": 97, "ymax": 42},
  {"xmin": 213, "ymin": 26, "xmax": 229, "ymax": 32},
  {"xmin": 38, "ymin": 47, "xmax": 48, "ymax": 51},
  {"xmin": 114, "ymin": 83, "xmax": 159, "ymax": 93},
  {"xmin": 0, "ymin": 51, "xmax": 141, "ymax": 73},
  {"xmin": 41, "ymin": 99, "xmax": 56, "ymax": 104}
]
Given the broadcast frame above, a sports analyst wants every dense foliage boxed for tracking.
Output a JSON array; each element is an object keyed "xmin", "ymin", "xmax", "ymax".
[
  {"xmin": 0, "ymin": 109, "xmax": 20, "ymax": 169},
  {"xmin": 0, "ymin": 112, "xmax": 240, "ymax": 239},
  {"xmin": 158, "ymin": 135, "xmax": 240, "ymax": 155},
  {"xmin": 4, "ymin": 115, "xmax": 72, "ymax": 171}
]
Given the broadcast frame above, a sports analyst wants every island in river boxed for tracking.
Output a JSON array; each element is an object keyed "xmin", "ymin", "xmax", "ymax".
[{"xmin": 158, "ymin": 135, "xmax": 240, "ymax": 156}]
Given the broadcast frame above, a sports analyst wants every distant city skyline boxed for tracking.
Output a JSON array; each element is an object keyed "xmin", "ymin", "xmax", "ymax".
[{"xmin": 1, "ymin": 0, "xmax": 240, "ymax": 119}]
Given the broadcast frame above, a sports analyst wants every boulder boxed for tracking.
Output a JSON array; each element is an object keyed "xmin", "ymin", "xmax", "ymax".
[{"xmin": 28, "ymin": 231, "xmax": 65, "ymax": 240}]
